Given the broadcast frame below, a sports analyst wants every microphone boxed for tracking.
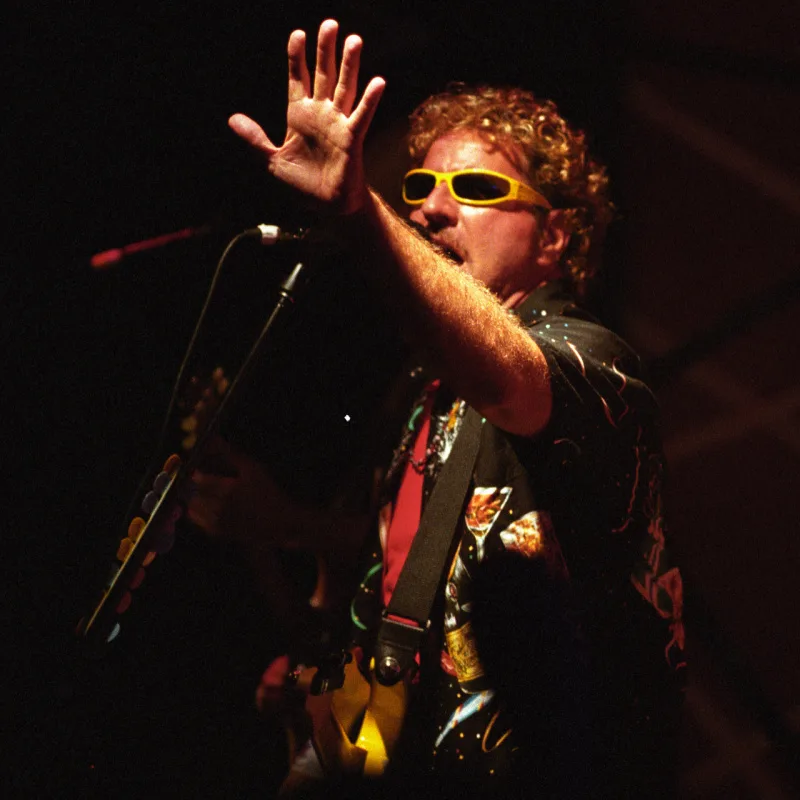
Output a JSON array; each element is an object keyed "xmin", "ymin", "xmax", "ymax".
[
  {"xmin": 89, "ymin": 223, "xmax": 306, "ymax": 269},
  {"xmin": 241, "ymin": 224, "xmax": 308, "ymax": 246},
  {"xmin": 90, "ymin": 225, "xmax": 211, "ymax": 269}
]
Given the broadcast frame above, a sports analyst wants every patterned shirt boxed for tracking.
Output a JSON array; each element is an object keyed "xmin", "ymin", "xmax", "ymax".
[{"xmin": 348, "ymin": 281, "xmax": 685, "ymax": 797}]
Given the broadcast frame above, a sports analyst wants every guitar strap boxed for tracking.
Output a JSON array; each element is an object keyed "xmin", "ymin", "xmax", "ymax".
[
  {"xmin": 281, "ymin": 407, "xmax": 484, "ymax": 792},
  {"xmin": 374, "ymin": 406, "xmax": 484, "ymax": 686},
  {"xmin": 373, "ymin": 290, "xmax": 547, "ymax": 685},
  {"xmin": 288, "ymin": 301, "xmax": 546, "ymax": 787}
]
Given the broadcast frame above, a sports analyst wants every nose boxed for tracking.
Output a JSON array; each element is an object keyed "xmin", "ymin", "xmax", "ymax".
[{"xmin": 409, "ymin": 179, "xmax": 458, "ymax": 230}]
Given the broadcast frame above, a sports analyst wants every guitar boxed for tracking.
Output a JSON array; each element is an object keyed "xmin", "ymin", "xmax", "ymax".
[
  {"xmin": 278, "ymin": 648, "xmax": 409, "ymax": 792},
  {"xmin": 76, "ymin": 367, "xmax": 230, "ymax": 645},
  {"xmin": 77, "ymin": 364, "xmax": 366, "ymax": 647}
]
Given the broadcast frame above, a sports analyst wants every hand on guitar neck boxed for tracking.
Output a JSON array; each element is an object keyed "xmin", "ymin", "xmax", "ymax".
[{"xmin": 187, "ymin": 433, "xmax": 371, "ymax": 624}]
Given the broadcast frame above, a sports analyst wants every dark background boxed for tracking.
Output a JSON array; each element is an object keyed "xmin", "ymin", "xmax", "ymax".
[{"xmin": 7, "ymin": 1, "xmax": 800, "ymax": 796}]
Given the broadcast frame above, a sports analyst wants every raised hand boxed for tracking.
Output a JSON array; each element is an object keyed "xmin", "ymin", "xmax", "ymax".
[{"xmin": 229, "ymin": 19, "xmax": 385, "ymax": 214}]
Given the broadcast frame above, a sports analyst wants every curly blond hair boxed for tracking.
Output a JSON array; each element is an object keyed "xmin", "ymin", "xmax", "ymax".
[{"xmin": 408, "ymin": 84, "xmax": 614, "ymax": 291}]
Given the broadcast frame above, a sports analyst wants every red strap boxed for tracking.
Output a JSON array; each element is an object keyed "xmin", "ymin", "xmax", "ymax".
[{"xmin": 382, "ymin": 383, "xmax": 439, "ymax": 606}]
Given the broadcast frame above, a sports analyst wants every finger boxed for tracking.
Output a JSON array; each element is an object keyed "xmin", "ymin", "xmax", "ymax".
[
  {"xmin": 313, "ymin": 19, "xmax": 339, "ymax": 101},
  {"xmin": 189, "ymin": 468, "xmax": 213, "ymax": 488},
  {"xmin": 332, "ymin": 34, "xmax": 362, "ymax": 114},
  {"xmin": 349, "ymin": 76, "xmax": 386, "ymax": 142},
  {"xmin": 228, "ymin": 113, "xmax": 277, "ymax": 155},
  {"xmin": 185, "ymin": 498, "xmax": 221, "ymax": 536},
  {"xmin": 262, "ymin": 654, "xmax": 292, "ymax": 687},
  {"xmin": 199, "ymin": 432, "xmax": 233, "ymax": 461},
  {"xmin": 190, "ymin": 469, "xmax": 235, "ymax": 495},
  {"xmin": 287, "ymin": 29, "xmax": 310, "ymax": 102}
]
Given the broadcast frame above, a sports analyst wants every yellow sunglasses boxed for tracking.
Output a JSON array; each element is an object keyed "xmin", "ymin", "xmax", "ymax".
[{"xmin": 402, "ymin": 168, "xmax": 552, "ymax": 209}]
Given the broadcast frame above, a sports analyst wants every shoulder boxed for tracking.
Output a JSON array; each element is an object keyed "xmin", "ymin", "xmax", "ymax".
[
  {"xmin": 518, "ymin": 283, "xmax": 642, "ymax": 378},
  {"xmin": 516, "ymin": 283, "xmax": 656, "ymax": 435}
]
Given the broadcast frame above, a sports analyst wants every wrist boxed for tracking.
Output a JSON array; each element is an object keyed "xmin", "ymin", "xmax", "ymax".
[
  {"xmin": 329, "ymin": 186, "xmax": 379, "ymax": 241},
  {"xmin": 339, "ymin": 180, "xmax": 371, "ymax": 217}
]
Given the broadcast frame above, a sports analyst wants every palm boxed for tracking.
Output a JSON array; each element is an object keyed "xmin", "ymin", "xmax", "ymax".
[
  {"xmin": 273, "ymin": 100, "xmax": 357, "ymax": 203},
  {"xmin": 229, "ymin": 20, "xmax": 385, "ymax": 214}
]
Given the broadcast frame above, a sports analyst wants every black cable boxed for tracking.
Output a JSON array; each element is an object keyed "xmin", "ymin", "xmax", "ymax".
[{"xmin": 118, "ymin": 229, "xmax": 258, "ymax": 531}]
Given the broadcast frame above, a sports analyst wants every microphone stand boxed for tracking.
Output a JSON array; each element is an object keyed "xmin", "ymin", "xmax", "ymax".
[{"xmin": 77, "ymin": 261, "xmax": 308, "ymax": 647}]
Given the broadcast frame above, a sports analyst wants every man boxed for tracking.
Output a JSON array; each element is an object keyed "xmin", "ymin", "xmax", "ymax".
[{"xmin": 195, "ymin": 18, "xmax": 685, "ymax": 798}]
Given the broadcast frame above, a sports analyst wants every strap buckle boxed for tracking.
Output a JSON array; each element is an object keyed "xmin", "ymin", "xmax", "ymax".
[{"xmin": 374, "ymin": 615, "xmax": 428, "ymax": 686}]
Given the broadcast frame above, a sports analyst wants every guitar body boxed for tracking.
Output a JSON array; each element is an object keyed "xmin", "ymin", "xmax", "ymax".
[{"xmin": 280, "ymin": 653, "xmax": 408, "ymax": 794}]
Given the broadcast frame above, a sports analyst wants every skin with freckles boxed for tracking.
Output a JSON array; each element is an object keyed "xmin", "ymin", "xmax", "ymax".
[{"xmin": 409, "ymin": 130, "xmax": 567, "ymax": 309}]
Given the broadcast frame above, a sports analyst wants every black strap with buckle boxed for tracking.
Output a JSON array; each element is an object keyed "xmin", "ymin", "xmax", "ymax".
[{"xmin": 374, "ymin": 407, "xmax": 483, "ymax": 686}]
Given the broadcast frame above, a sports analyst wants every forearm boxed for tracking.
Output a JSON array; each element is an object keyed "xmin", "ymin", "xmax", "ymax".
[
  {"xmin": 228, "ymin": 19, "xmax": 551, "ymax": 435},
  {"xmin": 346, "ymin": 189, "xmax": 552, "ymax": 435}
]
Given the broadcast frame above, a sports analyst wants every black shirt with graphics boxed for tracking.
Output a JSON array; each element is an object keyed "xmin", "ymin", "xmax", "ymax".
[{"xmin": 349, "ymin": 281, "xmax": 685, "ymax": 798}]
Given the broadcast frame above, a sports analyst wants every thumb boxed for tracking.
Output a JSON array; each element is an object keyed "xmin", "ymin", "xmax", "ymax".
[{"xmin": 228, "ymin": 113, "xmax": 277, "ymax": 155}]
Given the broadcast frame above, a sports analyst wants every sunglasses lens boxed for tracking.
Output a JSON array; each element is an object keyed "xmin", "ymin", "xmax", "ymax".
[
  {"xmin": 452, "ymin": 173, "xmax": 511, "ymax": 201},
  {"xmin": 403, "ymin": 172, "xmax": 437, "ymax": 201}
]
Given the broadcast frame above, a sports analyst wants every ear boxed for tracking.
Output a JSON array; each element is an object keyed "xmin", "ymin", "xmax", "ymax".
[{"xmin": 534, "ymin": 209, "xmax": 570, "ymax": 274}]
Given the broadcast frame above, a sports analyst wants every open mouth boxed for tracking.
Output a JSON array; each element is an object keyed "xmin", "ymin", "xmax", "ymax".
[
  {"xmin": 439, "ymin": 246, "xmax": 464, "ymax": 265},
  {"xmin": 410, "ymin": 222, "xmax": 464, "ymax": 264},
  {"xmin": 428, "ymin": 240, "xmax": 464, "ymax": 265}
]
